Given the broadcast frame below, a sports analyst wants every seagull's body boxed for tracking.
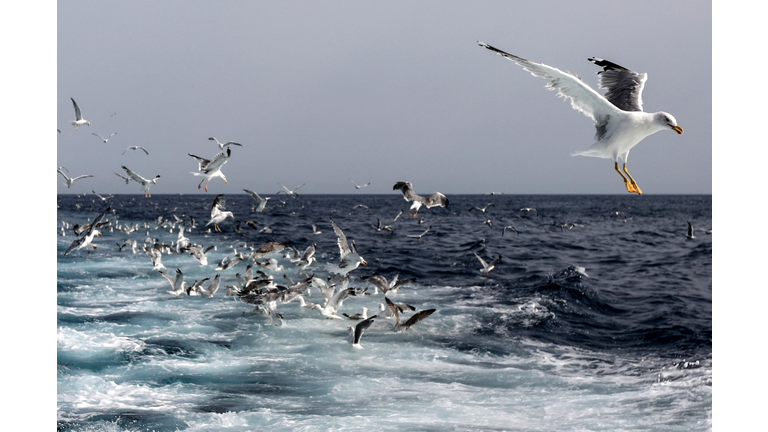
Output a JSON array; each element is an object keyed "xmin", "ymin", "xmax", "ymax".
[
  {"xmin": 478, "ymin": 42, "xmax": 683, "ymax": 195},
  {"xmin": 206, "ymin": 194, "xmax": 234, "ymax": 232},
  {"xmin": 63, "ymin": 206, "xmax": 110, "ymax": 255},
  {"xmin": 392, "ymin": 181, "xmax": 448, "ymax": 217},
  {"xmin": 208, "ymin": 137, "xmax": 243, "ymax": 150},
  {"xmin": 120, "ymin": 165, "xmax": 160, "ymax": 197},
  {"xmin": 122, "ymin": 146, "xmax": 149, "ymax": 155},
  {"xmin": 277, "ymin": 183, "xmax": 305, "ymax": 198},
  {"xmin": 92, "ymin": 132, "xmax": 117, "ymax": 143},
  {"xmin": 159, "ymin": 269, "xmax": 188, "ymax": 296},
  {"xmin": 350, "ymin": 178, "xmax": 371, "ymax": 190},
  {"xmin": 329, "ymin": 219, "xmax": 367, "ymax": 278},
  {"xmin": 474, "ymin": 251, "xmax": 502, "ymax": 277},
  {"xmin": 683, "ymin": 221, "xmax": 696, "ymax": 240},
  {"xmin": 469, "ymin": 203, "xmax": 495, "ymax": 213},
  {"xmin": 70, "ymin": 98, "xmax": 90, "ymax": 130},
  {"xmin": 198, "ymin": 274, "xmax": 221, "ymax": 297},
  {"xmin": 243, "ymin": 189, "xmax": 271, "ymax": 212},
  {"xmin": 362, "ymin": 273, "xmax": 415, "ymax": 295},
  {"xmin": 316, "ymin": 287, "xmax": 357, "ymax": 320},
  {"xmin": 57, "ymin": 169, "xmax": 93, "ymax": 188},
  {"xmin": 189, "ymin": 148, "xmax": 231, "ymax": 192},
  {"xmin": 348, "ymin": 316, "xmax": 376, "ymax": 348},
  {"xmin": 502, "ymin": 225, "xmax": 519, "ymax": 237},
  {"xmin": 406, "ymin": 226, "xmax": 432, "ymax": 239}
]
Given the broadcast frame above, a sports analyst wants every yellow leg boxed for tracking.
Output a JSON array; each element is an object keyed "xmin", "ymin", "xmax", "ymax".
[
  {"xmin": 615, "ymin": 162, "xmax": 634, "ymax": 193},
  {"xmin": 622, "ymin": 164, "xmax": 642, "ymax": 195}
]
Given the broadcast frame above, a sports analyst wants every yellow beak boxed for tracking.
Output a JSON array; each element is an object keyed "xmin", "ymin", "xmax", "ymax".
[{"xmin": 672, "ymin": 125, "xmax": 683, "ymax": 135}]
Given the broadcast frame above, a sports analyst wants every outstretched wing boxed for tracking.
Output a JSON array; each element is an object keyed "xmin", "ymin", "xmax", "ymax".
[
  {"xmin": 330, "ymin": 219, "xmax": 350, "ymax": 256},
  {"xmin": 188, "ymin": 153, "xmax": 212, "ymax": 171},
  {"xmin": 71, "ymin": 98, "xmax": 82, "ymax": 120},
  {"xmin": 402, "ymin": 309, "xmax": 436, "ymax": 331},
  {"xmin": 425, "ymin": 192, "xmax": 449, "ymax": 208},
  {"xmin": 202, "ymin": 148, "xmax": 231, "ymax": 173},
  {"xmin": 478, "ymin": 41, "xmax": 620, "ymax": 138},
  {"xmin": 211, "ymin": 194, "xmax": 226, "ymax": 213},
  {"xmin": 121, "ymin": 166, "xmax": 146, "ymax": 184},
  {"xmin": 393, "ymin": 181, "xmax": 423, "ymax": 203},
  {"xmin": 588, "ymin": 57, "xmax": 646, "ymax": 112},
  {"xmin": 353, "ymin": 317, "xmax": 375, "ymax": 345}
]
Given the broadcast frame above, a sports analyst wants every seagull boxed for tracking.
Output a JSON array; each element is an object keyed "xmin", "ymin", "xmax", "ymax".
[
  {"xmin": 502, "ymin": 225, "xmax": 519, "ymax": 237},
  {"xmin": 350, "ymin": 178, "xmax": 371, "ymax": 189},
  {"xmin": 92, "ymin": 190, "xmax": 114, "ymax": 202},
  {"xmin": 520, "ymin": 207, "xmax": 538, "ymax": 217},
  {"xmin": 469, "ymin": 203, "xmax": 495, "ymax": 213},
  {"xmin": 70, "ymin": 98, "xmax": 90, "ymax": 130},
  {"xmin": 122, "ymin": 146, "xmax": 149, "ymax": 155},
  {"xmin": 483, "ymin": 219, "xmax": 493, "ymax": 229},
  {"xmin": 186, "ymin": 244, "xmax": 216, "ymax": 266},
  {"xmin": 189, "ymin": 147, "xmax": 231, "ymax": 192},
  {"xmin": 208, "ymin": 136, "xmax": 243, "ymax": 150},
  {"xmin": 159, "ymin": 269, "xmax": 189, "ymax": 296},
  {"xmin": 277, "ymin": 183, "xmax": 305, "ymax": 198},
  {"xmin": 329, "ymin": 219, "xmax": 367, "ymax": 279},
  {"xmin": 683, "ymin": 221, "xmax": 696, "ymax": 240},
  {"xmin": 406, "ymin": 225, "xmax": 432, "ymax": 239},
  {"xmin": 63, "ymin": 206, "xmax": 110, "ymax": 255},
  {"xmin": 384, "ymin": 297, "xmax": 435, "ymax": 332},
  {"xmin": 311, "ymin": 223, "xmax": 322, "ymax": 235},
  {"xmin": 315, "ymin": 287, "xmax": 357, "ymax": 320},
  {"xmin": 348, "ymin": 316, "xmax": 376, "ymax": 348},
  {"xmin": 343, "ymin": 307, "xmax": 372, "ymax": 320},
  {"xmin": 57, "ymin": 169, "xmax": 93, "ymax": 188},
  {"xmin": 206, "ymin": 194, "xmax": 234, "ymax": 232},
  {"xmin": 120, "ymin": 165, "xmax": 160, "ymax": 197},
  {"xmin": 145, "ymin": 245, "xmax": 166, "ymax": 271},
  {"xmin": 198, "ymin": 274, "xmax": 221, "ymax": 297},
  {"xmin": 362, "ymin": 273, "xmax": 415, "ymax": 295},
  {"xmin": 371, "ymin": 218, "xmax": 394, "ymax": 233},
  {"xmin": 478, "ymin": 41, "xmax": 683, "ymax": 195},
  {"xmin": 243, "ymin": 189, "xmax": 271, "ymax": 212},
  {"xmin": 474, "ymin": 251, "xmax": 502, "ymax": 277},
  {"xmin": 92, "ymin": 132, "xmax": 117, "ymax": 143},
  {"xmin": 392, "ymin": 181, "xmax": 448, "ymax": 217},
  {"xmin": 392, "ymin": 209, "xmax": 404, "ymax": 222}
]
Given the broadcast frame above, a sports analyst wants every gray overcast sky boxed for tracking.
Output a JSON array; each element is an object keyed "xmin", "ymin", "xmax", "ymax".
[{"xmin": 55, "ymin": 0, "xmax": 711, "ymax": 195}]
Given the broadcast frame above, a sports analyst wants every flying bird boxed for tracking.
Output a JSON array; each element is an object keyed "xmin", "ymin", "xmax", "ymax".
[
  {"xmin": 502, "ymin": 225, "xmax": 519, "ymax": 237},
  {"xmin": 120, "ymin": 165, "xmax": 160, "ymax": 197},
  {"xmin": 57, "ymin": 169, "xmax": 93, "ymax": 188},
  {"xmin": 206, "ymin": 194, "xmax": 234, "ymax": 232},
  {"xmin": 63, "ymin": 206, "xmax": 110, "ymax": 255},
  {"xmin": 406, "ymin": 226, "xmax": 432, "ymax": 239},
  {"xmin": 520, "ymin": 207, "xmax": 538, "ymax": 217},
  {"xmin": 329, "ymin": 219, "xmax": 367, "ymax": 279},
  {"xmin": 474, "ymin": 251, "xmax": 502, "ymax": 277},
  {"xmin": 348, "ymin": 316, "xmax": 376, "ymax": 348},
  {"xmin": 350, "ymin": 178, "xmax": 371, "ymax": 189},
  {"xmin": 70, "ymin": 98, "xmax": 90, "ymax": 130},
  {"xmin": 189, "ymin": 147, "xmax": 231, "ymax": 192},
  {"xmin": 208, "ymin": 136, "xmax": 243, "ymax": 150},
  {"xmin": 469, "ymin": 203, "xmax": 495, "ymax": 213},
  {"xmin": 122, "ymin": 146, "xmax": 149, "ymax": 155},
  {"xmin": 243, "ymin": 189, "xmax": 271, "ymax": 212},
  {"xmin": 683, "ymin": 221, "xmax": 696, "ymax": 240},
  {"xmin": 92, "ymin": 132, "xmax": 117, "ymax": 143},
  {"xmin": 277, "ymin": 183, "xmax": 305, "ymax": 198},
  {"xmin": 478, "ymin": 41, "xmax": 683, "ymax": 195},
  {"xmin": 392, "ymin": 181, "xmax": 449, "ymax": 217}
]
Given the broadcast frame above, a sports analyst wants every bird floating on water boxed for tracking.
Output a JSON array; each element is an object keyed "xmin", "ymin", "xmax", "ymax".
[
  {"xmin": 392, "ymin": 181, "xmax": 448, "ymax": 217},
  {"xmin": 478, "ymin": 41, "xmax": 683, "ymax": 195},
  {"xmin": 70, "ymin": 98, "xmax": 90, "ymax": 130}
]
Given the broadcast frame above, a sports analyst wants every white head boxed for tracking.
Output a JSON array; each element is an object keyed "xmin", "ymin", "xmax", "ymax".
[{"xmin": 655, "ymin": 112, "xmax": 683, "ymax": 135}]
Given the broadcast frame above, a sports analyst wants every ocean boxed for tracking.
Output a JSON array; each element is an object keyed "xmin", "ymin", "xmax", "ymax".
[{"xmin": 57, "ymin": 193, "xmax": 712, "ymax": 431}]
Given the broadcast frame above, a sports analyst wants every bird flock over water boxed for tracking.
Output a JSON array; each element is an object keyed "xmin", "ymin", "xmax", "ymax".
[{"xmin": 60, "ymin": 42, "xmax": 697, "ymax": 347}]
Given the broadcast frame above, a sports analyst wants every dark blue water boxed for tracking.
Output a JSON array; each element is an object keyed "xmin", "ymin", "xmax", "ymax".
[{"xmin": 57, "ymin": 194, "xmax": 711, "ymax": 431}]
